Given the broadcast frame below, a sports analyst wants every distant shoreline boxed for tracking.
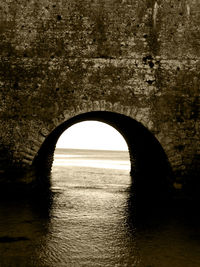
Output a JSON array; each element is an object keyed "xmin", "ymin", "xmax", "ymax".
[{"xmin": 55, "ymin": 148, "xmax": 128, "ymax": 153}]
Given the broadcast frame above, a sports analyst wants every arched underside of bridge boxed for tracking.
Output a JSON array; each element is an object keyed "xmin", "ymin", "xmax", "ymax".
[{"xmin": 33, "ymin": 111, "xmax": 173, "ymax": 201}]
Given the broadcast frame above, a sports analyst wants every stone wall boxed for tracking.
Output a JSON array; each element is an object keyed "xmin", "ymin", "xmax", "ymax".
[{"xmin": 0, "ymin": 0, "xmax": 199, "ymax": 196}]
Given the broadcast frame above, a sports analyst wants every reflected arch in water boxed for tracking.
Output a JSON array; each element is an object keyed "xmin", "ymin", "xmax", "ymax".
[{"xmin": 33, "ymin": 111, "xmax": 173, "ymax": 201}]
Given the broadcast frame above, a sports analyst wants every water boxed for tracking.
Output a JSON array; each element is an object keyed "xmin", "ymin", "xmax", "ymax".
[{"xmin": 0, "ymin": 149, "xmax": 200, "ymax": 267}]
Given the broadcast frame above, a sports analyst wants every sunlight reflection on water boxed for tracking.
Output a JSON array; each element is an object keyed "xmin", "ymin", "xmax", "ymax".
[
  {"xmin": 53, "ymin": 149, "xmax": 131, "ymax": 170},
  {"xmin": 0, "ymin": 150, "xmax": 200, "ymax": 267},
  {"xmin": 53, "ymin": 158, "xmax": 130, "ymax": 170}
]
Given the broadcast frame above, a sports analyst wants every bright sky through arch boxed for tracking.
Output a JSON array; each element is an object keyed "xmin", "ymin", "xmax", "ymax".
[{"xmin": 56, "ymin": 121, "xmax": 128, "ymax": 151}]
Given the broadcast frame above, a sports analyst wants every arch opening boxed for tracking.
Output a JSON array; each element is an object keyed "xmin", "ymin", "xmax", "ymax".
[
  {"xmin": 53, "ymin": 120, "xmax": 130, "ymax": 170},
  {"xmin": 33, "ymin": 111, "xmax": 173, "ymax": 201},
  {"xmin": 55, "ymin": 120, "xmax": 129, "ymax": 152}
]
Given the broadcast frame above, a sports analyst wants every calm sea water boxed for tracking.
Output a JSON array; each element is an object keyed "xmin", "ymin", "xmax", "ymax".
[{"xmin": 0, "ymin": 149, "xmax": 200, "ymax": 267}]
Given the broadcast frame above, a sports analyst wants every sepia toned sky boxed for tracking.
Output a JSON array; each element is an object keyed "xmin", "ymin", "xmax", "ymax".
[{"xmin": 56, "ymin": 121, "xmax": 128, "ymax": 151}]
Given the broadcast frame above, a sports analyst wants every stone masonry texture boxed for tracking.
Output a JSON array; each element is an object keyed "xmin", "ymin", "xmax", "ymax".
[{"xmin": 0, "ymin": 0, "xmax": 199, "ymax": 197}]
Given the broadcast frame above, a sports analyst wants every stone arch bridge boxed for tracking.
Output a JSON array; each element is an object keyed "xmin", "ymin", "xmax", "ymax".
[{"xmin": 0, "ymin": 0, "xmax": 199, "ymax": 199}]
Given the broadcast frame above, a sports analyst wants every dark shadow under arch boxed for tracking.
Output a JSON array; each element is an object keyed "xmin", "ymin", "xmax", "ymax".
[{"xmin": 33, "ymin": 111, "xmax": 174, "ymax": 202}]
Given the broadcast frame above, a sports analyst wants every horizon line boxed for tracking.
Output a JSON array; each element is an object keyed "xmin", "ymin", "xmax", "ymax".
[{"xmin": 55, "ymin": 147, "xmax": 128, "ymax": 152}]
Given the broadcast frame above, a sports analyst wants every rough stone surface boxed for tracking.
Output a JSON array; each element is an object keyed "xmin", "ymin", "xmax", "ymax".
[{"xmin": 0, "ymin": 0, "xmax": 199, "ymax": 197}]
